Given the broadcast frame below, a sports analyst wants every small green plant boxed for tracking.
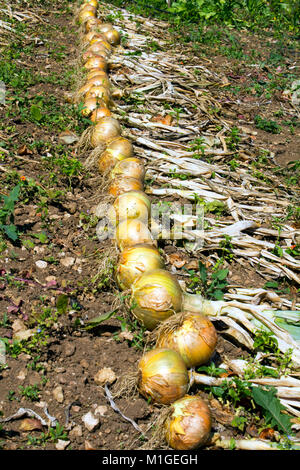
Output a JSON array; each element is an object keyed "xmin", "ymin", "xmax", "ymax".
[
  {"xmin": 185, "ymin": 261, "xmax": 229, "ymax": 300},
  {"xmin": 0, "ymin": 184, "xmax": 20, "ymax": 241},
  {"xmin": 18, "ymin": 385, "xmax": 41, "ymax": 402},
  {"xmin": 254, "ymin": 115, "xmax": 282, "ymax": 134}
]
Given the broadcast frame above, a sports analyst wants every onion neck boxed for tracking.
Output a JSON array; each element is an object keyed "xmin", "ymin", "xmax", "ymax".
[{"xmin": 182, "ymin": 292, "xmax": 225, "ymax": 317}]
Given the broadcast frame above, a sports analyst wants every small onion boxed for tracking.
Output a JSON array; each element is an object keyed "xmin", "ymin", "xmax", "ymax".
[
  {"xmin": 90, "ymin": 105, "xmax": 111, "ymax": 123},
  {"xmin": 138, "ymin": 348, "xmax": 189, "ymax": 405},
  {"xmin": 116, "ymin": 243, "xmax": 164, "ymax": 290},
  {"xmin": 130, "ymin": 269, "xmax": 183, "ymax": 330},
  {"xmin": 110, "ymin": 157, "xmax": 145, "ymax": 181},
  {"xmin": 90, "ymin": 117, "xmax": 121, "ymax": 147},
  {"xmin": 108, "ymin": 176, "xmax": 143, "ymax": 198},
  {"xmin": 115, "ymin": 219, "xmax": 154, "ymax": 252},
  {"xmin": 102, "ymin": 28, "xmax": 121, "ymax": 46},
  {"xmin": 108, "ymin": 190, "xmax": 151, "ymax": 225},
  {"xmin": 165, "ymin": 395, "xmax": 212, "ymax": 450},
  {"xmin": 156, "ymin": 312, "xmax": 217, "ymax": 368},
  {"xmin": 84, "ymin": 56, "xmax": 107, "ymax": 71}
]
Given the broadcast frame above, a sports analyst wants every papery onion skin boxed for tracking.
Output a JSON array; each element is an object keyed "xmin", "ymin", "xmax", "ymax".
[
  {"xmin": 87, "ymin": 69, "xmax": 108, "ymax": 80},
  {"xmin": 108, "ymin": 176, "xmax": 143, "ymax": 198},
  {"xmin": 165, "ymin": 395, "xmax": 212, "ymax": 450},
  {"xmin": 97, "ymin": 137, "xmax": 133, "ymax": 173},
  {"xmin": 115, "ymin": 219, "xmax": 154, "ymax": 252},
  {"xmin": 90, "ymin": 117, "xmax": 121, "ymax": 147},
  {"xmin": 85, "ymin": 17, "xmax": 102, "ymax": 33},
  {"xmin": 130, "ymin": 269, "xmax": 183, "ymax": 330},
  {"xmin": 156, "ymin": 312, "xmax": 217, "ymax": 368},
  {"xmin": 90, "ymin": 106, "xmax": 111, "ymax": 123},
  {"xmin": 81, "ymin": 96, "xmax": 98, "ymax": 117},
  {"xmin": 116, "ymin": 243, "xmax": 164, "ymax": 290},
  {"xmin": 78, "ymin": 10, "xmax": 95, "ymax": 25},
  {"xmin": 83, "ymin": 0, "xmax": 98, "ymax": 7},
  {"xmin": 102, "ymin": 29, "xmax": 120, "ymax": 46},
  {"xmin": 108, "ymin": 190, "xmax": 151, "ymax": 225},
  {"xmin": 84, "ymin": 56, "xmax": 107, "ymax": 71},
  {"xmin": 86, "ymin": 74, "xmax": 111, "ymax": 89},
  {"xmin": 138, "ymin": 348, "xmax": 189, "ymax": 405},
  {"xmin": 111, "ymin": 157, "xmax": 145, "ymax": 181},
  {"xmin": 87, "ymin": 85, "xmax": 110, "ymax": 105}
]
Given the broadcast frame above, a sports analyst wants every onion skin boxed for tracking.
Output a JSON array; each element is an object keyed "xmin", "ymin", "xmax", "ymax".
[
  {"xmin": 78, "ymin": 10, "xmax": 95, "ymax": 24},
  {"xmin": 156, "ymin": 312, "xmax": 217, "ymax": 368},
  {"xmin": 87, "ymin": 85, "xmax": 110, "ymax": 105},
  {"xmin": 97, "ymin": 137, "xmax": 133, "ymax": 173},
  {"xmin": 138, "ymin": 348, "xmax": 189, "ymax": 405},
  {"xmin": 108, "ymin": 176, "xmax": 143, "ymax": 198},
  {"xmin": 87, "ymin": 69, "xmax": 108, "ymax": 80},
  {"xmin": 90, "ymin": 117, "xmax": 121, "ymax": 147},
  {"xmin": 86, "ymin": 74, "xmax": 111, "ymax": 89},
  {"xmin": 110, "ymin": 157, "xmax": 145, "ymax": 181},
  {"xmin": 108, "ymin": 190, "xmax": 151, "ymax": 224},
  {"xmin": 115, "ymin": 219, "xmax": 154, "ymax": 252},
  {"xmin": 85, "ymin": 17, "xmax": 102, "ymax": 33},
  {"xmin": 102, "ymin": 29, "xmax": 120, "ymax": 46},
  {"xmin": 116, "ymin": 243, "xmax": 164, "ymax": 290},
  {"xmin": 165, "ymin": 395, "xmax": 212, "ymax": 450},
  {"xmin": 130, "ymin": 269, "xmax": 183, "ymax": 330},
  {"xmin": 90, "ymin": 106, "xmax": 111, "ymax": 123},
  {"xmin": 81, "ymin": 96, "xmax": 98, "ymax": 117},
  {"xmin": 84, "ymin": 56, "xmax": 107, "ymax": 71}
]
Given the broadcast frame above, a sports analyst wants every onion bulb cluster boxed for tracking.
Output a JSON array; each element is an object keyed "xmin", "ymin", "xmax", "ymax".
[{"xmin": 165, "ymin": 395, "xmax": 212, "ymax": 449}]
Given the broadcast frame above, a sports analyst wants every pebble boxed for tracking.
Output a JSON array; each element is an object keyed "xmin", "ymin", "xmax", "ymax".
[
  {"xmin": 94, "ymin": 368, "xmax": 116, "ymax": 386},
  {"xmin": 35, "ymin": 260, "xmax": 48, "ymax": 269},
  {"xmin": 16, "ymin": 369, "xmax": 27, "ymax": 381},
  {"xmin": 82, "ymin": 411, "xmax": 100, "ymax": 432},
  {"xmin": 60, "ymin": 257, "xmax": 75, "ymax": 267},
  {"xmin": 64, "ymin": 342, "xmax": 76, "ymax": 357},
  {"xmin": 55, "ymin": 439, "xmax": 70, "ymax": 450},
  {"xmin": 53, "ymin": 385, "xmax": 64, "ymax": 403},
  {"xmin": 69, "ymin": 424, "xmax": 83, "ymax": 438},
  {"xmin": 94, "ymin": 405, "xmax": 108, "ymax": 417}
]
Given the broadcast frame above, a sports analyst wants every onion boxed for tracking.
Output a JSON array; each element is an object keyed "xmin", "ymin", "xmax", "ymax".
[
  {"xmin": 84, "ymin": 56, "xmax": 107, "ymax": 71},
  {"xmin": 86, "ymin": 74, "xmax": 110, "ymax": 89},
  {"xmin": 165, "ymin": 395, "xmax": 212, "ymax": 449},
  {"xmin": 87, "ymin": 69, "xmax": 107, "ymax": 80},
  {"xmin": 138, "ymin": 348, "xmax": 189, "ymax": 405},
  {"xmin": 90, "ymin": 117, "xmax": 121, "ymax": 147},
  {"xmin": 82, "ymin": 50, "xmax": 104, "ymax": 63},
  {"xmin": 130, "ymin": 269, "xmax": 183, "ymax": 330},
  {"xmin": 108, "ymin": 190, "xmax": 151, "ymax": 227},
  {"xmin": 97, "ymin": 137, "xmax": 133, "ymax": 173},
  {"xmin": 83, "ymin": 0, "xmax": 98, "ymax": 7},
  {"xmin": 90, "ymin": 105, "xmax": 111, "ymax": 123},
  {"xmin": 85, "ymin": 17, "xmax": 102, "ymax": 33},
  {"xmin": 115, "ymin": 219, "xmax": 154, "ymax": 252},
  {"xmin": 156, "ymin": 312, "xmax": 217, "ymax": 368},
  {"xmin": 87, "ymin": 85, "xmax": 110, "ymax": 105},
  {"xmin": 98, "ymin": 23, "xmax": 114, "ymax": 33},
  {"xmin": 110, "ymin": 157, "xmax": 145, "ymax": 181},
  {"xmin": 78, "ymin": 10, "xmax": 95, "ymax": 24},
  {"xmin": 116, "ymin": 243, "xmax": 164, "ymax": 290},
  {"xmin": 79, "ymin": 4, "xmax": 96, "ymax": 15},
  {"xmin": 102, "ymin": 28, "xmax": 121, "ymax": 46},
  {"xmin": 83, "ymin": 31, "xmax": 103, "ymax": 44},
  {"xmin": 108, "ymin": 176, "xmax": 143, "ymax": 198},
  {"xmin": 86, "ymin": 42, "xmax": 111, "ymax": 58},
  {"xmin": 90, "ymin": 37, "xmax": 112, "ymax": 52},
  {"xmin": 81, "ymin": 96, "xmax": 98, "ymax": 117}
]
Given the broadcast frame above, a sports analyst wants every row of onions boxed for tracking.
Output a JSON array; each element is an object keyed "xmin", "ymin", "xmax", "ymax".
[{"xmin": 75, "ymin": 0, "xmax": 218, "ymax": 450}]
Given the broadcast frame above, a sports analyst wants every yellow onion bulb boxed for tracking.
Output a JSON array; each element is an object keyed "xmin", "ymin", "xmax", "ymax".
[
  {"xmin": 78, "ymin": 9, "xmax": 95, "ymax": 24},
  {"xmin": 83, "ymin": 0, "xmax": 98, "ymax": 7},
  {"xmin": 82, "ymin": 50, "xmax": 103, "ymax": 63},
  {"xmin": 110, "ymin": 157, "xmax": 145, "ymax": 180},
  {"xmin": 115, "ymin": 219, "xmax": 154, "ymax": 252},
  {"xmin": 116, "ymin": 243, "xmax": 164, "ymax": 290},
  {"xmin": 90, "ymin": 37, "xmax": 112, "ymax": 52},
  {"xmin": 79, "ymin": 4, "xmax": 96, "ymax": 15},
  {"xmin": 86, "ymin": 69, "xmax": 108, "ymax": 81},
  {"xmin": 138, "ymin": 348, "xmax": 189, "ymax": 405},
  {"xmin": 108, "ymin": 190, "xmax": 151, "ymax": 225},
  {"xmin": 86, "ymin": 74, "xmax": 110, "ymax": 89},
  {"xmin": 87, "ymin": 85, "xmax": 110, "ymax": 105},
  {"xmin": 86, "ymin": 42, "xmax": 111, "ymax": 58},
  {"xmin": 108, "ymin": 176, "xmax": 143, "ymax": 198},
  {"xmin": 102, "ymin": 28, "xmax": 121, "ymax": 46},
  {"xmin": 85, "ymin": 17, "xmax": 102, "ymax": 33},
  {"xmin": 156, "ymin": 312, "xmax": 217, "ymax": 368},
  {"xmin": 90, "ymin": 105, "xmax": 111, "ymax": 123},
  {"xmin": 81, "ymin": 96, "xmax": 98, "ymax": 117},
  {"xmin": 98, "ymin": 23, "xmax": 114, "ymax": 33},
  {"xmin": 90, "ymin": 117, "xmax": 121, "ymax": 147},
  {"xmin": 97, "ymin": 137, "xmax": 133, "ymax": 173},
  {"xmin": 165, "ymin": 395, "xmax": 212, "ymax": 450},
  {"xmin": 130, "ymin": 269, "xmax": 183, "ymax": 330},
  {"xmin": 84, "ymin": 56, "xmax": 107, "ymax": 71},
  {"xmin": 83, "ymin": 31, "xmax": 103, "ymax": 44}
]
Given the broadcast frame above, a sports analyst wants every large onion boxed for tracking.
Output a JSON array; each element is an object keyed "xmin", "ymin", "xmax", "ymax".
[
  {"xmin": 90, "ymin": 105, "xmax": 111, "ymax": 123},
  {"xmin": 86, "ymin": 42, "xmax": 111, "ymax": 58},
  {"xmin": 84, "ymin": 56, "xmax": 107, "ymax": 71},
  {"xmin": 78, "ymin": 10, "xmax": 95, "ymax": 24},
  {"xmin": 90, "ymin": 117, "xmax": 121, "ymax": 147},
  {"xmin": 83, "ymin": 31, "xmax": 103, "ymax": 44},
  {"xmin": 156, "ymin": 312, "xmax": 217, "ymax": 368},
  {"xmin": 138, "ymin": 348, "xmax": 189, "ymax": 405},
  {"xmin": 110, "ymin": 157, "xmax": 145, "ymax": 181},
  {"xmin": 116, "ymin": 243, "xmax": 164, "ymax": 290},
  {"xmin": 130, "ymin": 269, "xmax": 183, "ymax": 330},
  {"xmin": 108, "ymin": 176, "xmax": 143, "ymax": 198},
  {"xmin": 98, "ymin": 137, "xmax": 133, "ymax": 173},
  {"xmin": 108, "ymin": 190, "xmax": 151, "ymax": 225},
  {"xmin": 165, "ymin": 395, "xmax": 212, "ymax": 450},
  {"xmin": 115, "ymin": 219, "xmax": 154, "ymax": 252},
  {"xmin": 102, "ymin": 28, "xmax": 120, "ymax": 46},
  {"xmin": 83, "ymin": 0, "xmax": 98, "ymax": 7}
]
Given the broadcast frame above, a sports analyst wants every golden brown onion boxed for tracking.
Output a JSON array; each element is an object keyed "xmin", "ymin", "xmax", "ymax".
[
  {"xmin": 109, "ymin": 190, "xmax": 151, "ymax": 223},
  {"xmin": 87, "ymin": 85, "xmax": 110, "ymax": 105},
  {"xmin": 108, "ymin": 176, "xmax": 143, "ymax": 198},
  {"xmin": 86, "ymin": 42, "xmax": 111, "ymax": 58},
  {"xmin": 78, "ymin": 9, "xmax": 95, "ymax": 24},
  {"xmin": 156, "ymin": 312, "xmax": 217, "ymax": 368},
  {"xmin": 138, "ymin": 348, "xmax": 189, "ymax": 405},
  {"xmin": 115, "ymin": 219, "xmax": 154, "ymax": 252},
  {"xmin": 86, "ymin": 74, "xmax": 110, "ymax": 89},
  {"xmin": 110, "ymin": 157, "xmax": 145, "ymax": 181},
  {"xmin": 84, "ymin": 0, "xmax": 98, "ymax": 7},
  {"xmin": 116, "ymin": 243, "xmax": 164, "ymax": 290},
  {"xmin": 90, "ymin": 37, "xmax": 112, "ymax": 52},
  {"xmin": 98, "ymin": 23, "xmax": 114, "ymax": 33},
  {"xmin": 90, "ymin": 117, "xmax": 121, "ymax": 147},
  {"xmin": 97, "ymin": 137, "xmax": 133, "ymax": 173},
  {"xmin": 165, "ymin": 395, "xmax": 212, "ymax": 450},
  {"xmin": 85, "ymin": 17, "xmax": 102, "ymax": 33},
  {"xmin": 130, "ymin": 269, "xmax": 183, "ymax": 330},
  {"xmin": 84, "ymin": 56, "xmax": 107, "ymax": 71},
  {"xmin": 81, "ymin": 96, "xmax": 98, "ymax": 117},
  {"xmin": 87, "ymin": 69, "xmax": 107, "ymax": 80},
  {"xmin": 90, "ymin": 105, "xmax": 111, "ymax": 123},
  {"xmin": 83, "ymin": 31, "xmax": 103, "ymax": 44},
  {"xmin": 102, "ymin": 28, "xmax": 121, "ymax": 46},
  {"xmin": 79, "ymin": 4, "xmax": 96, "ymax": 14}
]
